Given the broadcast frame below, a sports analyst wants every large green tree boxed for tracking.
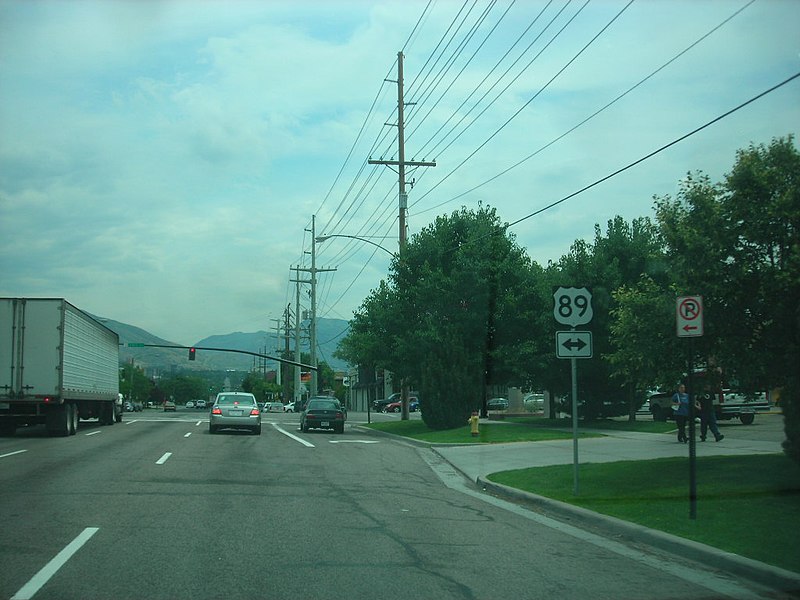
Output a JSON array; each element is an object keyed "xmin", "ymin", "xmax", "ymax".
[
  {"xmin": 652, "ymin": 136, "xmax": 799, "ymax": 461},
  {"xmin": 548, "ymin": 216, "xmax": 665, "ymax": 420},
  {"xmin": 337, "ymin": 205, "xmax": 547, "ymax": 429}
]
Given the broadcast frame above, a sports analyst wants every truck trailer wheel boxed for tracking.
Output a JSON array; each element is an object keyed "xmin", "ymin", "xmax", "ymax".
[
  {"xmin": 67, "ymin": 403, "xmax": 78, "ymax": 435},
  {"xmin": 46, "ymin": 405, "xmax": 70, "ymax": 437},
  {"xmin": 740, "ymin": 413, "xmax": 755, "ymax": 425}
]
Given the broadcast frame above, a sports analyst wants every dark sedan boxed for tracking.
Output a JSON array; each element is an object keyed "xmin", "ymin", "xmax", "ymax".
[{"xmin": 300, "ymin": 397, "xmax": 345, "ymax": 433}]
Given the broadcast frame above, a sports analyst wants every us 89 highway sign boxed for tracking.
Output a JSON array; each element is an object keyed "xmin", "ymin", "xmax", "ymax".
[{"xmin": 553, "ymin": 287, "xmax": 593, "ymax": 327}]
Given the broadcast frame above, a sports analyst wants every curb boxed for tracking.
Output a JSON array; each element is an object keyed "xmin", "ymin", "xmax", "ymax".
[
  {"xmin": 361, "ymin": 425, "xmax": 800, "ymax": 592},
  {"xmin": 474, "ymin": 474, "xmax": 800, "ymax": 594}
]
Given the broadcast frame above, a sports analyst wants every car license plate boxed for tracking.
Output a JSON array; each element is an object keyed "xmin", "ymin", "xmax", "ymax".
[
  {"xmin": 321, "ymin": 421, "xmax": 329, "ymax": 427},
  {"xmin": 230, "ymin": 410, "xmax": 243, "ymax": 416}
]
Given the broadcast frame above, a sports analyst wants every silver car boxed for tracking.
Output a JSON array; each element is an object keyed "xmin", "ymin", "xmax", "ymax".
[{"xmin": 209, "ymin": 392, "xmax": 261, "ymax": 435}]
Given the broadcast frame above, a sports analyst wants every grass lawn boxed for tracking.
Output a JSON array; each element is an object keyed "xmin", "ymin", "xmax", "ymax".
[
  {"xmin": 363, "ymin": 419, "xmax": 595, "ymax": 443},
  {"xmin": 488, "ymin": 454, "xmax": 800, "ymax": 573}
]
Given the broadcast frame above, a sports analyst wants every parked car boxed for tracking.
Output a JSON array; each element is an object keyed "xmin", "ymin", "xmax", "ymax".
[
  {"xmin": 300, "ymin": 397, "xmax": 345, "ymax": 433},
  {"xmin": 209, "ymin": 392, "xmax": 261, "ymax": 435},
  {"xmin": 487, "ymin": 397, "xmax": 508, "ymax": 411},
  {"xmin": 523, "ymin": 393, "xmax": 544, "ymax": 412},
  {"xmin": 383, "ymin": 396, "xmax": 420, "ymax": 413},
  {"xmin": 163, "ymin": 400, "xmax": 176, "ymax": 412},
  {"xmin": 283, "ymin": 402, "xmax": 296, "ymax": 413},
  {"xmin": 264, "ymin": 401, "xmax": 284, "ymax": 412},
  {"xmin": 185, "ymin": 400, "xmax": 195, "ymax": 408},
  {"xmin": 195, "ymin": 399, "xmax": 207, "ymax": 410},
  {"xmin": 123, "ymin": 401, "xmax": 134, "ymax": 412},
  {"xmin": 372, "ymin": 392, "xmax": 401, "ymax": 412}
]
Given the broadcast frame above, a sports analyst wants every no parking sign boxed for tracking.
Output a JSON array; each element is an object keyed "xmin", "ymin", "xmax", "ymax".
[{"xmin": 676, "ymin": 296, "xmax": 703, "ymax": 337}]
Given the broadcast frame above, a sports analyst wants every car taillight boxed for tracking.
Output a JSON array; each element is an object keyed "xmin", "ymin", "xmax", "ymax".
[
  {"xmin": 212, "ymin": 407, "xmax": 222, "ymax": 415},
  {"xmin": 335, "ymin": 412, "xmax": 343, "ymax": 419},
  {"xmin": 250, "ymin": 408, "xmax": 260, "ymax": 416}
]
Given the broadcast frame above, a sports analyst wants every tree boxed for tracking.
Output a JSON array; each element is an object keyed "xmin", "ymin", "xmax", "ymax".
[
  {"xmin": 338, "ymin": 205, "xmax": 546, "ymax": 429},
  {"xmin": 549, "ymin": 216, "xmax": 665, "ymax": 420},
  {"xmin": 241, "ymin": 371, "xmax": 281, "ymax": 403},
  {"xmin": 608, "ymin": 276, "xmax": 684, "ymax": 420},
  {"xmin": 159, "ymin": 375, "xmax": 209, "ymax": 405},
  {"xmin": 119, "ymin": 363, "xmax": 152, "ymax": 405},
  {"xmin": 654, "ymin": 136, "xmax": 799, "ymax": 462}
]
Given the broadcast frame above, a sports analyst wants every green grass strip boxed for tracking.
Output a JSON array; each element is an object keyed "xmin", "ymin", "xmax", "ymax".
[
  {"xmin": 363, "ymin": 420, "xmax": 590, "ymax": 443},
  {"xmin": 488, "ymin": 454, "xmax": 800, "ymax": 573}
]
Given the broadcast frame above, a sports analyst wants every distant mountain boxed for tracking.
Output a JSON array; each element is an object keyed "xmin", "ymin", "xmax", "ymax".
[{"xmin": 94, "ymin": 315, "xmax": 351, "ymax": 372}]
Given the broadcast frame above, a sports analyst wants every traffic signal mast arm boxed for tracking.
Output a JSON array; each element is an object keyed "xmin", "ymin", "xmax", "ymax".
[{"xmin": 126, "ymin": 343, "xmax": 318, "ymax": 370}]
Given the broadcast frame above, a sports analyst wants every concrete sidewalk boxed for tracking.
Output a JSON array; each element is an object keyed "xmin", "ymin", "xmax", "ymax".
[{"xmin": 432, "ymin": 426, "xmax": 783, "ymax": 482}]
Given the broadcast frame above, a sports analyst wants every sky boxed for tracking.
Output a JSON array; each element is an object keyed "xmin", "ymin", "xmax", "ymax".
[{"xmin": 1, "ymin": 0, "xmax": 798, "ymax": 346}]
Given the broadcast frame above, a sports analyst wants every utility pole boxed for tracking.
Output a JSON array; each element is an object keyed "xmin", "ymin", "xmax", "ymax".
[
  {"xmin": 294, "ymin": 267, "xmax": 302, "ymax": 403},
  {"xmin": 283, "ymin": 303, "xmax": 292, "ymax": 403},
  {"xmin": 369, "ymin": 51, "xmax": 436, "ymax": 420},
  {"xmin": 271, "ymin": 318, "xmax": 283, "ymax": 386},
  {"xmin": 294, "ymin": 215, "xmax": 336, "ymax": 397}
]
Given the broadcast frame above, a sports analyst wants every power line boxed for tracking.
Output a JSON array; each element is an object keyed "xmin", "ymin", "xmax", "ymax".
[
  {"xmin": 416, "ymin": 0, "xmax": 757, "ymax": 216},
  {"xmin": 502, "ymin": 71, "xmax": 800, "ymax": 231},
  {"xmin": 411, "ymin": 0, "xmax": 631, "ymax": 209}
]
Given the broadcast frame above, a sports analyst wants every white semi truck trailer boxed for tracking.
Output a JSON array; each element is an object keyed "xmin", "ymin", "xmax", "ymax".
[{"xmin": 0, "ymin": 298, "xmax": 121, "ymax": 437}]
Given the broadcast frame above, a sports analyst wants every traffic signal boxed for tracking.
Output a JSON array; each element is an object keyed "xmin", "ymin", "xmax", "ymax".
[{"xmin": 189, "ymin": 347, "xmax": 196, "ymax": 361}]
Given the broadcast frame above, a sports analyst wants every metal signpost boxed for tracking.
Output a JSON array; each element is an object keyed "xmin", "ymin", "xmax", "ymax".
[
  {"xmin": 553, "ymin": 287, "xmax": 593, "ymax": 495},
  {"xmin": 676, "ymin": 295, "xmax": 703, "ymax": 519}
]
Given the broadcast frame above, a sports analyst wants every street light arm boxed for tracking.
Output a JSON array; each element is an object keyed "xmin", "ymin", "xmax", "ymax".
[{"xmin": 315, "ymin": 234, "xmax": 396, "ymax": 257}]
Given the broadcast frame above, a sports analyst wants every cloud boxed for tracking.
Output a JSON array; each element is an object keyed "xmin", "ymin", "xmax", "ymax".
[{"xmin": 1, "ymin": 0, "xmax": 798, "ymax": 345}]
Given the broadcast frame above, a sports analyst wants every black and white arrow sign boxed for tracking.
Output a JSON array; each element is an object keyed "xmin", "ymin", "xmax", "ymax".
[{"xmin": 556, "ymin": 331, "xmax": 593, "ymax": 359}]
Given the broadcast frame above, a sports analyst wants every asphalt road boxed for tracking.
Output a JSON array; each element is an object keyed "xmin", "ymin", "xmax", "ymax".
[{"xmin": 0, "ymin": 408, "xmax": 792, "ymax": 600}]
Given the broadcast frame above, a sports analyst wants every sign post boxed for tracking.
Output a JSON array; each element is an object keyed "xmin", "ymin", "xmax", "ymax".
[
  {"xmin": 676, "ymin": 295, "xmax": 703, "ymax": 519},
  {"xmin": 553, "ymin": 287, "xmax": 593, "ymax": 496}
]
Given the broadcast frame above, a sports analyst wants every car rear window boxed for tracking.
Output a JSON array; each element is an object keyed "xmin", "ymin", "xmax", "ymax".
[
  {"xmin": 217, "ymin": 395, "xmax": 255, "ymax": 405},
  {"xmin": 308, "ymin": 400, "xmax": 338, "ymax": 410}
]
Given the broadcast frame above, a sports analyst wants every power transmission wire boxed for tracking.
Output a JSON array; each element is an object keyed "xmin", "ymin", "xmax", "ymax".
[
  {"xmin": 444, "ymin": 71, "xmax": 800, "ymax": 253},
  {"xmin": 410, "ymin": 0, "xmax": 632, "ymax": 209},
  {"xmin": 417, "ymin": 0, "xmax": 758, "ymax": 216},
  {"xmin": 416, "ymin": 0, "xmax": 564, "ymax": 159},
  {"xmin": 405, "ymin": 0, "xmax": 516, "ymax": 147}
]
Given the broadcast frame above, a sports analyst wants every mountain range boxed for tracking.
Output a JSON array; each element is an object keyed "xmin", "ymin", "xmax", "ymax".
[{"xmin": 94, "ymin": 315, "xmax": 352, "ymax": 372}]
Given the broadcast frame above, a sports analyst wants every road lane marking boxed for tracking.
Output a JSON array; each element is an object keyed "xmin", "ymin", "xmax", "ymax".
[
  {"xmin": 85, "ymin": 431, "xmax": 101, "ymax": 436},
  {"xmin": 272, "ymin": 424, "xmax": 314, "ymax": 447},
  {"xmin": 184, "ymin": 432, "xmax": 192, "ymax": 438},
  {"xmin": 11, "ymin": 527, "xmax": 99, "ymax": 600},
  {"xmin": 195, "ymin": 421, "xmax": 202, "ymax": 426},
  {"xmin": 125, "ymin": 419, "xmax": 139, "ymax": 425},
  {"xmin": 0, "ymin": 449, "xmax": 27, "ymax": 459},
  {"xmin": 156, "ymin": 452, "xmax": 172, "ymax": 464},
  {"xmin": 329, "ymin": 440, "xmax": 379, "ymax": 444}
]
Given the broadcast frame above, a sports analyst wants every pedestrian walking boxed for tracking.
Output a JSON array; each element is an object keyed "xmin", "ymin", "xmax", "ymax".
[
  {"xmin": 698, "ymin": 390, "xmax": 724, "ymax": 442},
  {"xmin": 672, "ymin": 384, "xmax": 690, "ymax": 443}
]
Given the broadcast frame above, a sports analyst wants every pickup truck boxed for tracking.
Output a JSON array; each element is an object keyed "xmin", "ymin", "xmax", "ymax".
[{"xmin": 648, "ymin": 389, "xmax": 769, "ymax": 425}]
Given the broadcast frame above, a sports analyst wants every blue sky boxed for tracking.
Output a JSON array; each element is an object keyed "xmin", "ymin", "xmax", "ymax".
[{"xmin": 1, "ymin": 0, "xmax": 798, "ymax": 345}]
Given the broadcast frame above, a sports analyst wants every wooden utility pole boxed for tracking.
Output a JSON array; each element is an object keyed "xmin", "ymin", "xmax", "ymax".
[
  {"xmin": 368, "ymin": 51, "xmax": 436, "ymax": 419},
  {"xmin": 295, "ymin": 215, "xmax": 336, "ymax": 397}
]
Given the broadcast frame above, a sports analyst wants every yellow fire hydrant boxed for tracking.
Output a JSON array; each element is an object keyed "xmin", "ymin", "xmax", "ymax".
[{"xmin": 469, "ymin": 411, "xmax": 479, "ymax": 437}]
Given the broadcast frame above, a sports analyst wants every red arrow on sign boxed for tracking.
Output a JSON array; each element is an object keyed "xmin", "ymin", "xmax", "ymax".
[{"xmin": 683, "ymin": 325, "xmax": 698, "ymax": 332}]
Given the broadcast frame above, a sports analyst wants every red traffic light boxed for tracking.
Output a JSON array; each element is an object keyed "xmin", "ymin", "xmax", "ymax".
[{"xmin": 189, "ymin": 347, "xmax": 196, "ymax": 361}]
